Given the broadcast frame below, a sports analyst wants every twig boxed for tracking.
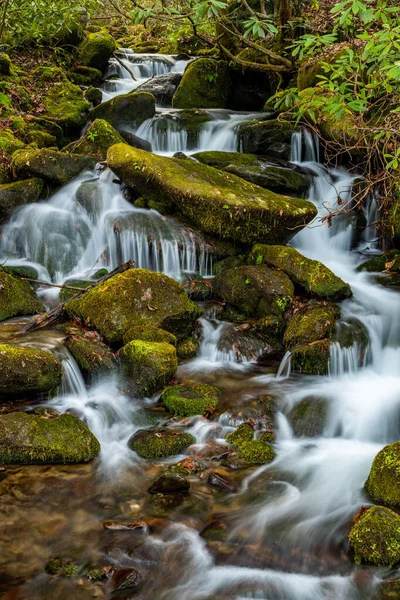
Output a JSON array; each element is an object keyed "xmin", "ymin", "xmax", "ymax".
[
  {"xmin": 21, "ymin": 279, "xmax": 87, "ymax": 292},
  {"xmin": 113, "ymin": 53, "xmax": 137, "ymax": 80}
]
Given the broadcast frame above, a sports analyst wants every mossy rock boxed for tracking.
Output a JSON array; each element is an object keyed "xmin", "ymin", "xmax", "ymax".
[
  {"xmin": 357, "ymin": 250, "xmax": 400, "ymax": 273},
  {"xmin": 31, "ymin": 66, "xmax": 68, "ymax": 83},
  {"xmin": 0, "ymin": 128, "xmax": 25, "ymax": 155},
  {"xmin": 331, "ymin": 317, "xmax": 369, "ymax": 351},
  {"xmin": 291, "ymin": 339, "xmax": 331, "ymax": 375},
  {"xmin": 162, "ymin": 384, "xmax": 221, "ymax": 416},
  {"xmin": 176, "ymin": 336, "xmax": 199, "ymax": 360},
  {"xmin": 68, "ymin": 119, "xmax": 125, "ymax": 160},
  {"xmin": 45, "ymin": 558, "xmax": 79, "ymax": 578},
  {"xmin": 250, "ymin": 244, "xmax": 352, "ymax": 301},
  {"xmin": 226, "ymin": 422, "xmax": 254, "ymax": 446},
  {"xmin": 65, "ymin": 268, "xmax": 202, "ymax": 345},
  {"xmin": 0, "ymin": 269, "xmax": 44, "ymax": 322},
  {"xmin": 123, "ymin": 325, "xmax": 177, "ymax": 347},
  {"xmin": 212, "ymin": 265, "xmax": 294, "ymax": 318},
  {"xmin": 28, "ymin": 129, "xmax": 57, "ymax": 148},
  {"xmin": 119, "ymin": 340, "xmax": 178, "ymax": 397},
  {"xmin": 128, "ymin": 428, "xmax": 195, "ymax": 459},
  {"xmin": 226, "ymin": 423, "xmax": 274, "ymax": 465},
  {"xmin": 0, "ymin": 164, "xmax": 11, "ymax": 184},
  {"xmin": 78, "ymin": 29, "xmax": 117, "ymax": 71},
  {"xmin": 284, "ymin": 305, "xmax": 338, "ymax": 348},
  {"xmin": 0, "ymin": 412, "xmax": 100, "ymax": 464},
  {"xmin": 11, "ymin": 149, "xmax": 96, "ymax": 185},
  {"xmin": 25, "ymin": 116, "xmax": 64, "ymax": 146},
  {"xmin": 90, "ymin": 91, "xmax": 155, "ymax": 130},
  {"xmin": 0, "ymin": 53, "xmax": 11, "ymax": 76},
  {"xmin": 379, "ymin": 580, "xmax": 400, "ymax": 600},
  {"xmin": 349, "ymin": 506, "xmax": 400, "ymax": 567},
  {"xmin": 374, "ymin": 274, "xmax": 400, "ymax": 288},
  {"xmin": 59, "ymin": 279, "xmax": 92, "ymax": 302},
  {"xmin": 65, "ymin": 334, "xmax": 115, "ymax": 377},
  {"xmin": 70, "ymin": 66, "xmax": 103, "ymax": 86},
  {"xmin": 213, "ymin": 254, "xmax": 247, "ymax": 275},
  {"xmin": 0, "ymin": 178, "xmax": 44, "ymax": 224},
  {"xmin": 85, "ymin": 86, "xmax": 102, "ymax": 107},
  {"xmin": 288, "ymin": 396, "xmax": 327, "ymax": 437},
  {"xmin": 2, "ymin": 265, "xmax": 38, "ymax": 279},
  {"xmin": 0, "ymin": 343, "xmax": 61, "ymax": 398},
  {"xmin": 107, "ymin": 145, "xmax": 317, "ymax": 246},
  {"xmin": 238, "ymin": 119, "xmax": 296, "ymax": 158},
  {"xmin": 135, "ymin": 72, "xmax": 182, "ymax": 105},
  {"xmin": 172, "ymin": 59, "xmax": 231, "ymax": 109},
  {"xmin": 181, "ymin": 272, "xmax": 211, "ymax": 301},
  {"xmin": 365, "ymin": 442, "xmax": 400, "ymax": 507},
  {"xmin": 43, "ymin": 80, "xmax": 90, "ymax": 132}
]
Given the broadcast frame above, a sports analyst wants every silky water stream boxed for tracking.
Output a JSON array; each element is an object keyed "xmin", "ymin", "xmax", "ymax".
[{"xmin": 0, "ymin": 55, "xmax": 399, "ymax": 600}]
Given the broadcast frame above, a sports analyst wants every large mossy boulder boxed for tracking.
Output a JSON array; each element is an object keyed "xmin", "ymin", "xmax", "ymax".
[
  {"xmin": 0, "ymin": 343, "xmax": 61, "ymax": 398},
  {"xmin": 284, "ymin": 305, "xmax": 338, "ymax": 348},
  {"xmin": 291, "ymin": 339, "xmax": 331, "ymax": 375},
  {"xmin": 172, "ymin": 59, "xmax": 231, "ymax": 109},
  {"xmin": 162, "ymin": 384, "xmax": 221, "ymax": 417},
  {"xmin": 288, "ymin": 396, "xmax": 327, "ymax": 437},
  {"xmin": 107, "ymin": 145, "xmax": 317, "ymax": 246},
  {"xmin": 78, "ymin": 28, "xmax": 117, "ymax": 72},
  {"xmin": 0, "ymin": 178, "xmax": 44, "ymax": 224},
  {"xmin": 129, "ymin": 428, "xmax": 195, "ymax": 459},
  {"xmin": 349, "ymin": 506, "xmax": 400, "ymax": 567},
  {"xmin": 212, "ymin": 265, "xmax": 294, "ymax": 319},
  {"xmin": 0, "ymin": 412, "xmax": 100, "ymax": 464},
  {"xmin": 119, "ymin": 340, "xmax": 178, "ymax": 397},
  {"xmin": 365, "ymin": 442, "xmax": 400, "ymax": 507},
  {"xmin": 250, "ymin": 244, "xmax": 352, "ymax": 301},
  {"xmin": 238, "ymin": 119, "xmax": 296, "ymax": 159},
  {"xmin": 65, "ymin": 269, "xmax": 202, "ymax": 346},
  {"xmin": 11, "ymin": 149, "xmax": 96, "ymax": 185},
  {"xmin": 65, "ymin": 330, "xmax": 115, "ymax": 378},
  {"xmin": 90, "ymin": 91, "xmax": 155, "ymax": 130},
  {"xmin": 67, "ymin": 119, "xmax": 125, "ymax": 160},
  {"xmin": 0, "ymin": 269, "xmax": 44, "ymax": 322},
  {"xmin": 43, "ymin": 80, "xmax": 90, "ymax": 132}
]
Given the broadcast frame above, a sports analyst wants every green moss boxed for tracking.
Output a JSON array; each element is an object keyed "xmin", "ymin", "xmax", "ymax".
[
  {"xmin": 28, "ymin": 129, "xmax": 57, "ymax": 148},
  {"xmin": 86, "ymin": 566, "xmax": 107, "ymax": 581},
  {"xmin": 291, "ymin": 339, "xmax": 331, "ymax": 375},
  {"xmin": 213, "ymin": 254, "xmax": 247, "ymax": 275},
  {"xmin": 44, "ymin": 81, "xmax": 90, "ymax": 132},
  {"xmin": 59, "ymin": 279, "xmax": 92, "ymax": 302},
  {"xmin": 172, "ymin": 59, "xmax": 231, "ymax": 109},
  {"xmin": 0, "ymin": 53, "xmax": 11, "ymax": 76},
  {"xmin": 331, "ymin": 317, "xmax": 369, "ymax": 351},
  {"xmin": 11, "ymin": 148, "xmax": 96, "ymax": 185},
  {"xmin": 250, "ymin": 245, "xmax": 352, "ymax": 301},
  {"xmin": 94, "ymin": 268, "xmax": 108, "ymax": 279},
  {"xmin": 70, "ymin": 66, "xmax": 103, "ymax": 86},
  {"xmin": 0, "ymin": 269, "xmax": 44, "ymax": 321},
  {"xmin": 284, "ymin": 305, "xmax": 338, "ymax": 348},
  {"xmin": 129, "ymin": 428, "xmax": 195, "ymax": 459},
  {"xmin": 65, "ymin": 335, "xmax": 115, "ymax": 376},
  {"xmin": 2, "ymin": 265, "xmax": 38, "ymax": 279},
  {"xmin": 0, "ymin": 128, "xmax": 25, "ymax": 154},
  {"xmin": 365, "ymin": 442, "xmax": 400, "ymax": 507},
  {"xmin": 78, "ymin": 29, "xmax": 117, "ymax": 71},
  {"xmin": 32, "ymin": 66, "xmax": 68, "ymax": 83},
  {"xmin": 237, "ymin": 440, "xmax": 275, "ymax": 465},
  {"xmin": 226, "ymin": 423, "xmax": 254, "ymax": 446},
  {"xmin": 0, "ymin": 411, "xmax": 100, "ymax": 463},
  {"xmin": 162, "ymin": 384, "xmax": 221, "ymax": 416},
  {"xmin": 69, "ymin": 119, "xmax": 125, "ymax": 160},
  {"xmin": 0, "ymin": 178, "xmax": 44, "ymax": 224},
  {"xmin": 176, "ymin": 336, "xmax": 199, "ymax": 360},
  {"xmin": 192, "ymin": 151, "xmax": 259, "ymax": 170},
  {"xmin": 288, "ymin": 396, "xmax": 327, "ymax": 437},
  {"xmin": 123, "ymin": 325, "xmax": 177, "ymax": 346},
  {"xmin": 46, "ymin": 558, "xmax": 79, "ymax": 578},
  {"xmin": 349, "ymin": 506, "xmax": 400, "ymax": 566},
  {"xmin": 65, "ymin": 268, "xmax": 202, "ymax": 345},
  {"xmin": 107, "ymin": 144, "xmax": 317, "ymax": 246},
  {"xmin": 238, "ymin": 119, "xmax": 296, "ymax": 156},
  {"xmin": 357, "ymin": 250, "xmax": 400, "ymax": 273},
  {"xmin": 90, "ymin": 91, "xmax": 155, "ymax": 130},
  {"xmin": 85, "ymin": 86, "xmax": 102, "ymax": 107},
  {"xmin": 374, "ymin": 273, "xmax": 400, "ymax": 288}
]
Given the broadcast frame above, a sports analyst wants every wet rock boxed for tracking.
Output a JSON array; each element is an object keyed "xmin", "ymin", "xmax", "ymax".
[
  {"xmin": 0, "ymin": 412, "xmax": 100, "ymax": 463},
  {"xmin": 284, "ymin": 305, "xmax": 338, "ymax": 348},
  {"xmin": 176, "ymin": 336, "xmax": 200, "ymax": 360},
  {"xmin": 374, "ymin": 273, "xmax": 400, "ymax": 288},
  {"xmin": 162, "ymin": 384, "xmax": 221, "ymax": 417},
  {"xmin": 86, "ymin": 565, "xmax": 111, "ymax": 581},
  {"xmin": 250, "ymin": 244, "xmax": 352, "ymax": 301},
  {"xmin": 331, "ymin": 317, "xmax": 369, "ymax": 352},
  {"xmin": 118, "ymin": 129, "xmax": 152, "ymax": 152},
  {"xmin": 65, "ymin": 329, "xmax": 115, "ymax": 377},
  {"xmin": 67, "ymin": 119, "xmax": 125, "ymax": 159},
  {"xmin": 2, "ymin": 265, "xmax": 39, "ymax": 280},
  {"xmin": 218, "ymin": 323, "xmax": 283, "ymax": 361},
  {"xmin": 107, "ymin": 144, "xmax": 317, "ymax": 246},
  {"xmin": 128, "ymin": 428, "xmax": 195, "ymax": 459},
  {"xmin": 113, "ymin": 567, "xmax": 142, "ymax": 592},
  {"xmin": 0, "ymin": 178, "xmax": 44, "ymax": 224},
  {"xmin": 123, "ymin": 325, "xmax": 177, "ymax": 346},
  {"xmin": 235, "ymin": 439, "xmax": 275, "ymax": 465},
  {"xmin": 11, "ymin": 149, "xmax": 96, "ymax": 185},
  {"xmin": 119, "ymin": 340, "xmax": 178, "ymax": 397},
  {"xmin": 70, "ymin": 66, "xmax": 103, "ymax": 87},
  {"xmin": 103, "ymin": 520, "xmax": 148, "ymax": 532},
  {"xmin": 291, "ymin": 339, "xmax": 331, "ymax": 375},
  {"xmin": 288, "ymin": 396, "xmax": 328, "ymax": 437},
  {"xmin": 45, "ymin": 558, "xmax": 79, "ymax": 578},
  {"xmin": 78, "ymin": 28, "xmax": 117, "ymax": 72},
  {"xmin": 85, "ymin": 85, "xmax": 102, "ymax": 107},
  {"xmin": 379, "ymin": 579, "xmax": 400, "ymax": 600},
  {"xmin": 65, "ymin": 268, "xmax": 202, "ymax": 345},
  {"xmin": 213, "ymin": 254, "xmax": 247, "ymax": 275},
  {"xmin": 181, "ymin": 272, "xmax": 212, "ymax": 301},
  {"xmin": 356, "ymin": 250, "xmax": 400, "ymax": 273},
  {"xmin": 59, "ymin": 279, "xmax": 93, "ymax": 301},
  {"xmin": 349, "ymin": 506, "xmax": 400, "ymax": 566},
  {"xmin": 90, "ymin": 91, "xmax": 155, "ymax": 130},
  {"xmin": 226, "ymin": 423, "xmax": 254, "ymax": 446},
  {"xmin": 0, "ymin": 268, "xmax": 45, "ymax": 321},
  {"xmin": 212, "ymin": 265, "xmax": 294, "ymax": 319},
  {"xmin": 365, "ymin": 442, "xmax": 400, "ymax": 507},
  {"xmin": 148, "ymin": 471, "xmax": 190, "ymax": 494},
  {"xmin": 43, "ymin": 79, "xmax": 90, "ymax": 132},
  {"xmin": 208, "ymin": 471, "xmax": 237, "ymax": 493},
  {"xmin": 172, "ymin": 59, "xmax": 231, "ymax": 109},
  {"xmin": 238, "ymin": 119, "xmax": 296, "ymax": 159},
  {"xmin": 136, "ymin": 71, "xmax": 182, "ymax": 105}
]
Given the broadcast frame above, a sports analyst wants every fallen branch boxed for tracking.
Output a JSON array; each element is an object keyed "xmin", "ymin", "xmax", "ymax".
[
  {"xmin": 113, "ymin": 53, "xmax": 137, "ymax": 80},
  {"xmin": 21, "ymin": 279, "xmax": 87, "ymax": 292}
]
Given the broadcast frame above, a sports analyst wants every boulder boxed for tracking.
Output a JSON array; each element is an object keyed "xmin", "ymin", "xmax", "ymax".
[
  {"xmin": 181, "ymin": 272, "xmax": 212, "ymax": 301},
  {"xmin": 90, "ymin": 91, "xmax": 155, "ymax": 130},
  {"xmin": 162, "ymin": 384, "xmax": 221, "ymax": 416},
  {"xmin": 70, "ymin": 66, "xmax": 103, "ymax": 87},
  {"xmin": 0, "ymin": 343, "xmax": 61, "ymax": 398},
  {"xmin": 65, "ymin": 268, "xmax": 202, "ymax": 345},
  {"xmin": 212, "ymin": 265, "xmax": 294, "ymax": 318},
  {"xmin": 176, "ymin": 336, "xmax": 199, "ymax": 360},
  {"xmin": 365, "ymin": 442, "xmax": 400, "ymax": 507},
  {"xmin": 0, "ymin": 178, "xmax": 44, "ymax": 224},
  {"xmin": 43, "ymin": 80, "xmax": 90, "ymax": 132},
  {"xmin": 59, "ymin": 279, "xmax": 92, "ymax": 302},
  {"xmin": 78, "ymin": 29, "xmax": 117, "ymax": 72},
  {"xmin": 349, "ymin": 506, "xmax": 400, "ymax": 566},
  {"xmin": 107, "ymin": 145, "xmax": 317, "ymax": 246},
  {"xmin": 119, "ymin": 340, "xmax": 177, "ymax": 397},
  {"xmin": 0, "ymin": 128, "xmax": 25, "ymax": 154},
  {"xmin": 331, "ymin": 317, "xmax": 369, "ymax": 352},
  {"xmin": 250, "ymin": 245, "xmax": 352, "ymax": 301},
  {"xmin": 12, "ymin": 149, "xmax": 96, "ymax": 185},
  {"xmin": 226, "ymin": 422, "xmax": 254, "ymax": 446},
  {"xmin": 357, "ymin": 250, "xmax": 400, "ymax": 273},
  {"xmin": 118, "ymin": 129, "xmax": 152, "ymax": 152},
  {"xmin": 288, "ymin": 396, "xmax": 327, "ymax": 437},
  {"xmin": 291, "ymin": 339, "xmax": 331, "ymax": 375},
  {"xmin": 128, "ymin": 428, "xmax": 195, "ymax": 458},
  {"xmin": 218, "ymin": 323, "xmax": 283, "ymax": 361},
  {"xmin": 0, "ymin": 269, "xmax": 44, "ymax": 322},
  {"xmin": 172, "ymin": 59, "xmax": 231, "ymax": 109},
  {"xmin": 123, "ymin": 325, "xmax": 177, "ymax": 346},
  {"xmin": 213, "ymin": 255, "xmax": 247, "ymax": 275},
  {"xmin": 0, "ymin": 412, "xmax": 100, "ymax": 463},
  {"xmin": 284, "ymin": 304, "xmax": 338, "ymax": 348},
  {"xmin": 64, "ymin": 327, "xmax": 115, "ymax": 377},
  {"xmin": 226, "ymin": 422, "xmax": 275, "ymax": 465},
  {"xmin": 67, "ymin": 119, "xmax": 125, "ymax": 160},
  {"xmin": 238, "ymin": 119, "xmax": 296, "ymax": 159},
  {"xmin": 85, "ymin": 86, "xmax": 102, "ymax": 107},
  {"xmin": 136, "ymin": 72, "xmax": 182, "ymax": 105}
]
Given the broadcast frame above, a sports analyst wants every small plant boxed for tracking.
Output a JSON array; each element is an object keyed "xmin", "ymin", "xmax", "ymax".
[{"xmin": 87, "ymin": 130, "xmax": 98, "ymax": 143}]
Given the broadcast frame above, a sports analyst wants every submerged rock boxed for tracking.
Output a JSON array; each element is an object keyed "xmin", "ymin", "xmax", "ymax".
[
  {"xmin": 65, "ymin": 268, "xmax": 202, "ymax": 345},
  {"xmin": 284, "ymin": 304, "xmax": 338, "ymax": 348},
  {"xmin": 78, "ymin": 28, "xmax": 117, "ymax": 71},
  {"xmin": 129, "ymin": 428, "xmax": 195, "ymax": 459},
  {"xmin": 107, "ymin": 144, "xmax": 317, "ymax": 246},
  {"xmin": 0, "ymin": 178, "xmax": 44, "ymax": 223},
  {"xmin": 136, "ymin": 72, "xmax": 182, "ymax": 105},
  {"xmin": 349, "ymin": 506, "xmax": 400, "ymax": 566},
  {"xmin": 0, "ymin": 268, "xmax": 44, "ymax": 322},
  {"xmin": 148, "ymin": 471, "xmax": 190, "ymax": 494},
  {"xmin": 67, "ymin": 119, "xmax": 125, "ymax": 159},
  {"xmin": 90, "ymin": 91, "xmax": 155, "ymax": 130},
  {"xmin": 250, "ymin": 244, "xmax": 352, "ymax": 301},
  {"xmin": 162, "ymin": 384, "xmax": 221, "ymax": 416},
  {"xmin": 291, "ymin": 339, "xmax": 331, "ymax": 375},
  {"xmin": 0, "ymin": 412, "xmax": 100, "ymax": 463},
  {"xmin": 365, "ymin": 442, "xmax": 400, "ymax": 507},
  {"xmin": 172, "ymin": 59, "xmax": 231, "ymax": 109},
  {"xmin": 12, "ymin": 149, "xmax": 96, "ymax": 185},
  {"xmin": 45, "ymin": 558, "xmax": 79, "ymax": 578},
  {"xmin": 288, "ymin": 396, "xmax": 328, "ymax": 437}
]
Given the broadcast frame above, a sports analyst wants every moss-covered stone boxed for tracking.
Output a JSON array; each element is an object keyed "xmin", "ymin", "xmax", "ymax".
[
  {"xmin": 107, "ymin": 145, "xmax": 317, "ymax": 246},
  {"xmin": 59, "ymin": 279, "xmax": 92, "ymax": 302},
  {"xmin": 374, "ymin": 274, "xmax": 400, "ymax": 288},
  {"xmin": 24, "ymin": 116, "xmax": 64, "ymax": 146},
  {"xmin": 46, "ymin": 558, "xmax": 79, "ymax": 578},
  {"xmin": 0, "ymin": 411, "xmax": 100, "ymax": 464},
  {"xmin": 0, "ymin": 128, "xmax": 25, "ymax": 155},
  {"xmin": 176, "ymin": 336, "xmax": 199, "ymax": 360},
  {"xmin": 119, "ymin": 340, "xmax": 178, "ymax": 397},
  {"xmin": 162, "ymin": 384, "xmax": 220, "ymax": 416},
  {"xmin": 331, "ymin": 317, "xmax": 369, "ymax": 352},
  {"xmin": 85, "ymin": 86, "xmax": 102, "ymax": 107},
  {"xmin": 172, "ymin": 59, "xmax": 231, "ymax": 109},
  {"xmin": 226, "ymin": 422, "xmax": 274, "ymax": 465},
  {"xmin": 129, "ymin": 428, "xmax": 195, "ymax": 459},
  {"xmin": 213, "ymin": 254, "xmax": 247, "ymax": 275},
  {"xmin": 78, "ymin": 29, "xmax": 117, "ymax": 71},
  {"xmin": 291, "ymin": 339, "xmax": 331, "ymax": 375},
  {"xmin": 238, "ymin": 119, "xmax": 296, "ymax": 158},
  {"xmin": 357, "ymin": 250, "xmax": 400, "ymax": 273},
  {"xmin": 11, "ymin": 149, "xmax": 96, "ymax": 185},
  {"xmin": 0, "ymin": 178, "xmax": 44, "ymax": 224},
  {"xmin": 68, "ymin": 119, "xmax": 125, "ymax": 160},
  {"xmin": 70, "ymin": 66, "xmax": 103, "ymax": 86},
  {"xmin": 284, "ymin": 305, "xmax": 338, "ymax": 348},
  {"xmin": 379, "ymin": 580, "xmax": 400, "ymax": 600},
  {"xmin": 288, "ymin": 396, "xmax": 327, "ymax": 437},
  {"xmin": 66, "ymin": 269, "xmax": 202, "ymax": 345},
  {"xmin": 2, "ymin": 265, "xmax": 38, "ymax": 279},
  {"xmin": 0, "ymin": 269, "xmax": 44, "ymax": 322},
  {"xmin": 250, "ymin": 245, "xmax": 352, "ymax": 301},
  {"xmin": 349, "ymin": 506, "xmax": 400, "ymax": 567},
  {"xmin": 181, "ymin": 272, "xmax": 211, "ymax": 301},
  {"xmin": 212, "ymin": 265, "xmax": 294, "ymax": 318},
  {"xmin": 65, "ymin": 333, "xmax": 115, "ymax": 377},
  {"xmin": 43, "ymin": 80, "xmax": 90, "ymax": 132},
  {"xmin": 28, "ymin": 129, "xmax": 57, "ymax": 148},
  {"xmin": 90, "ymin": 91, "xmax": 155, "ymax": 130},
  {"xmin": 0, "ymin": 53, "xmax": 11, "ymax": 76},
  {"xmin": 365, "ymin": 442, "xmax": 400, "ymax": 507},
  {"xmin": 226, "ymin": 422, "xmax": 254, "ymax": 446},
  {"xmin": 123, "ymin": 325, "xmax": 177, "ymax": 347}
]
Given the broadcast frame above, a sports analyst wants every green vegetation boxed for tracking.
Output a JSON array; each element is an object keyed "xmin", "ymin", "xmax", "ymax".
[
  {"xmin": 226, "ymin": 422, "xmax": 275, "ymax": 465},
  {"xmin": 129, "ymin": 429, "xmax": 195, "ymax": 459},
  {"xmin": 365, "ymin": 442, "xmax": 400, "ymax": 507},
  {"xmin": 349, "ymin": 506, "xmax": 400, "ymax": 566},
  {"xmin": 0, "ymin": 268, "xmax": 44, "ymax": 322},
  {"xmin": 162, "ymin": 384, "xmax": 221, "ymax": 416},
  {"xmin": 0, "ymin": 343, "xmax": 61, "ymax": 397}
]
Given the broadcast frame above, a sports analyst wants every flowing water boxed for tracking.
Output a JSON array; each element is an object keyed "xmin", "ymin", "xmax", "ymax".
[{"xmin": 0, "ymin": 54, "xmax": 399, "ymax": 600}]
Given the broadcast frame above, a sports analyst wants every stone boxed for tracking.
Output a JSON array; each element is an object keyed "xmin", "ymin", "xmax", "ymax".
[
  {"xmin": 43, "ymin": 80, "xmax": 90, "ymax": 132},
  {"xmin": 90, "ymin": 91, "xmax": 155, "ymax": 130},
  {"xmin": 238, "ymin": 119, "xmax": 296, "ymax": 158},
  {"xmin": 123, "ymin": 325, "xmax": 177, "ymax": 346},
  {"xmin": 0, "ymin": 268, "xmax": 44, "ymax": 322},
  {"xmin": 0, "ymin": 178, "xmax": 44, "ymax": 224},
  {"xmin": 128, "ymin": 428, "xmax": 195, "ymax": 459},
  {"xmin": 65, "ymin": 330, "xmax": 115, "ymax": 377},
  {"xmin": 176, "ymin": 336, "xmax": 200, "ymax": 360},
  {"xmin": 68, "ymin": 119, "xmax": 125, "ymax": 159},
  {"xmin": 85, "ymin": 85, "xmax": 102, "ymax": 106},
  {"xmin": 226, "ymin": 423, "xmax": 275, "ymax": 465},
  {"xmin": 148, "ymin": 471, "xmax": 190, "ymax": 494},
  {"xmin": 291, "ymin": 339, "xmax": 331, "ymax": 375},
  {"xmin": 172, "ymin": 59, "xmax": 231, "ymax": 109},
  {"xmin": 181, "ymin": 272, "xmax": 212, "ymax": 301},
  {"xmin": 349, "ymin": 506, "xmax": 400, "ymax": 566},
  {"xmin": 357, "ymin": 250, "xmax": 400, "ymax": 272},
  {"xmin": 69, "ymin": 66, "xmax": 103, "ymax": 86},
  {"xmin": 288, "ymin": 396, "xmax": 328, "ymax": 437},
  {"xmin": 78, "ymin": 29, "xmax": 117, "ymax": 71},
  {"xmin": 162, "ymin": 384, "xmax": 221, "ymax": 416},
  {"xmin": 136, "ymin": 72, "xmax": 182, "ymax": 105},
  {"xmin": 284, "ymin": 304, "xmax": 338, "ymax": 347},
  {"xmin": 11, "ymin": 149, "xmax": 96, "ymax": 185},
  {"xmin": 365, "ymin": 442, "xmax": 400, "ymax": 507}
]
